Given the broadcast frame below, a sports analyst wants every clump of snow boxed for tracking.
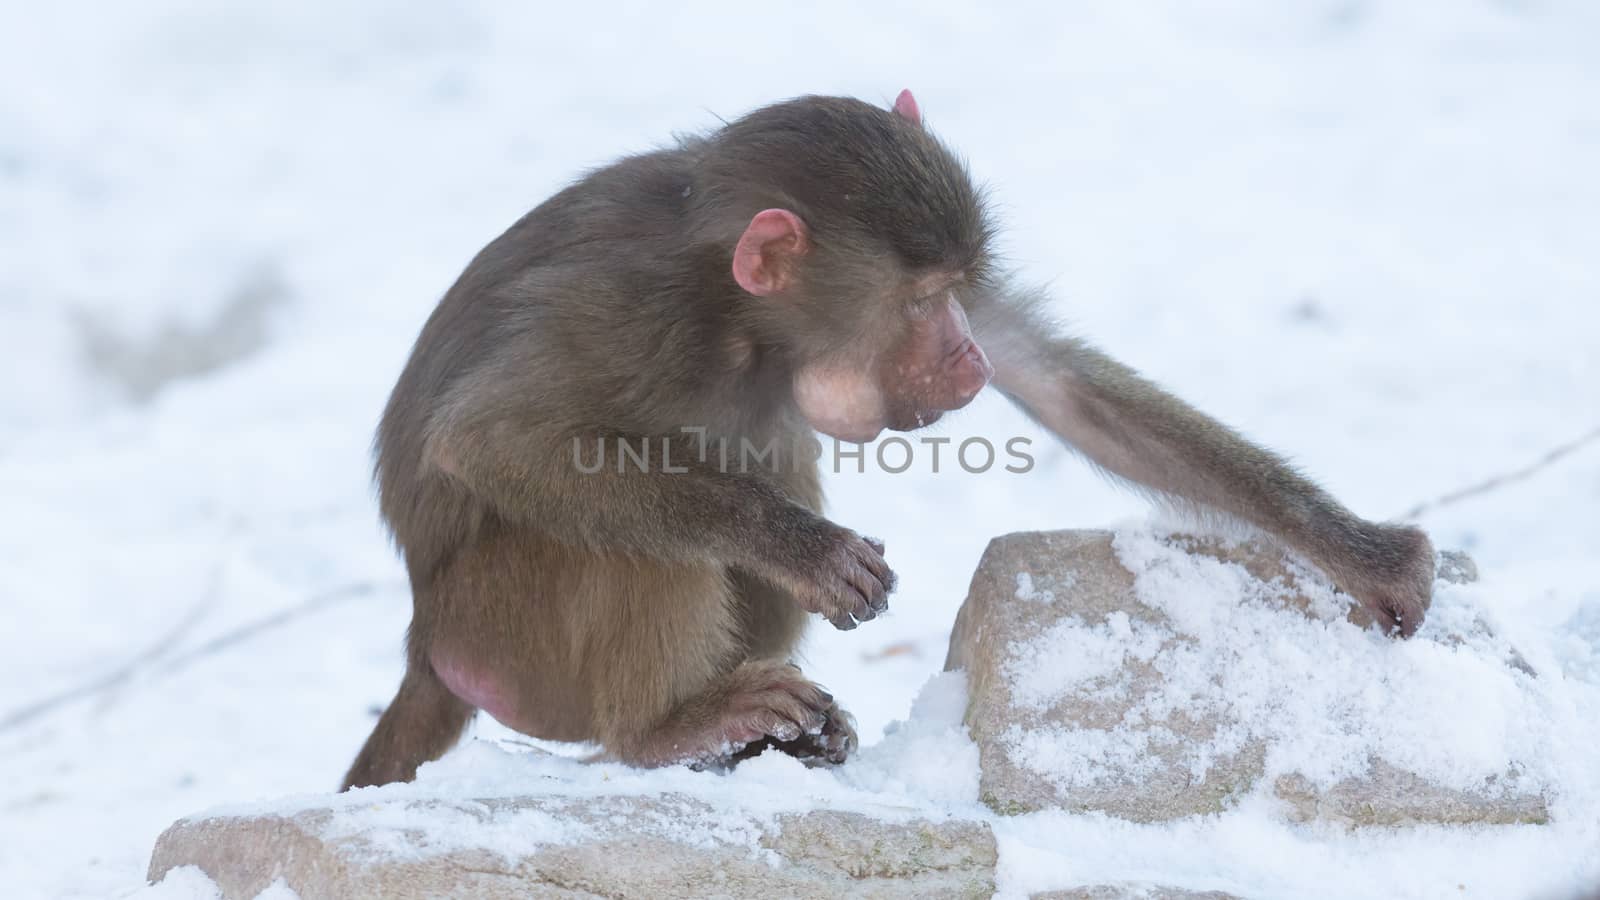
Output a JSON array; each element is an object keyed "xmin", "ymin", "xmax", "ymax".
[
  {"xmin": 131, "ymin": 866, "xmax": 222, "ymax": 899},
  {"xmin": 251, "ymin": 881, "xmax": 299, "ymax": 900},
  {"xmin": 839, "ymin": 671, "xmax": 982, "ymax": 806},
  {"xmin": 135, "ymin": 870, "xmax": 296, "ymax": 900}
]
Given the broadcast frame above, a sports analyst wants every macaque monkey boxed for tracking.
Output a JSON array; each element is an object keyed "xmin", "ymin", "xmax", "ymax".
[{"xmin": 341, "ymin": 90, "xmax": 1435, "ymax": 790}]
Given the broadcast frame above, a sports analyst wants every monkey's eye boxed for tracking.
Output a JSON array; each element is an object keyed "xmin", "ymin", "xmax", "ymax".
[{"xmin": 907, "ymin": 291, "xmax": 946, "ymax": 318}]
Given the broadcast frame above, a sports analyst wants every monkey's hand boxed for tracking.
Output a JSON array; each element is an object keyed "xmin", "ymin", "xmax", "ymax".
[
  {"xmin": 1340, "ymin": 523, "xmax": 1436, "ymax": 638},
  {"xmin": 765, "ymin": 519, "xmax": 895, "ymax": 630}
]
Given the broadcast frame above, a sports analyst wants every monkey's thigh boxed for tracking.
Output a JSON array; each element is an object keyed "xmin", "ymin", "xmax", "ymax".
[
  {"xmin": 423, "ymin": 526, "xmax": 746, "ymax": 745},
  {"xmin": 728, "ymin": 568, "xmax": 810, "ymax": 661}
]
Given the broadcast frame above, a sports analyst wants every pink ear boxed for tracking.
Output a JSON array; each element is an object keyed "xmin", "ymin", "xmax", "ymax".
[
  {"xmin": 732, "ymin": 208, "xmax": 809, "ymax": 297},
  {"xmin": 892, "ymin": 89, "xmax": 921, "ymax": 125}
]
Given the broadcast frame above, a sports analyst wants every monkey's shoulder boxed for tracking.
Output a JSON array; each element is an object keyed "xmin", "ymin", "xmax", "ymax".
[{"xmin": 511, "ymin": 148, "xmax": 696, "ymax": 249}]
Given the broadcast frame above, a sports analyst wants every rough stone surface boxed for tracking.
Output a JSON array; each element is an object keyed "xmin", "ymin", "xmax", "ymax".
[
  {"xmin": 1033, "ymin": 886, "xmax": 1243, "ymax": 900},
  {"xmin": 945, "ymin": 529, "xmax": 1546, "ymax": 825},
  {"xmin": 148, "ymin": 793, "xmax": 997, "ymax": 899}
]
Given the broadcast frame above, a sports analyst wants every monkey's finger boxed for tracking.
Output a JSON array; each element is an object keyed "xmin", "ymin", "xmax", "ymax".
[
  {"xmin": 1391, "ymin": 601, "xmax": 1423, "ymax": 639},
  {"xmin": 760, "ymin": 684, "xmax": 831, "ymax": 722},
  {"xmin": 818, "ymin": 707, "xmax": 857, "ymax": 764},
  {"xmin": 843, "ymin": 553, "xmax": 890, "ymax": 602},
  {"xmin": 798, "ymin": 707, "xmax": 829, "ymax": 734},
  {"xmin": 792, "ymin": 682, "xmax": 835, "ymax": 713},
  {"xmin": 764, "ymin": 717, "xmax": 804, "ymax": 743},
  {"xmin": 865, "ymin": 571, "xmax": 892, "ymax": 613},
  {"xmin": 827, "ymin": 610, "xmax": 859, "ymax": 631},
  {"xmin": 1368, "ymin": 603, "xmax": 1400, "ymax": 637},
  {"xmin": 823, "ymin": 564, "xmax": 878, "ymax": 619},
  {"xmin": 759, "ymin": 693, "xmax": 829, "ymax": 736},
  {"xmin": 840, "ymin": 569, "xmax": 884, "ymax": 622},
  {"xmin": 859, "ymin": 554, "xmax": 894, "ymax": 594},
  {"xmin": 853, "ymin": 545, "xmax": 896, "ymax": 605},
  {"xmin": 858, "ymin": 537, "xmax": 892, "ymax": 576}
]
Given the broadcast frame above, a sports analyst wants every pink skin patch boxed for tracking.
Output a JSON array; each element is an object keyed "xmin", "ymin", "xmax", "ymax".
[
  {"xmin": 893, "ymin": 88, "xmax": 921, "ymax": 125},
  {"xmin": 795, "ymin": 295, "xmax": 993, "ymax": 439},
  {"xmin": 795, "ymin": 363, "xmax": 888, "ymax": 442},
  {"xmin": 431, "ymin": 651, "xmax": 515, "ymax": 724}
]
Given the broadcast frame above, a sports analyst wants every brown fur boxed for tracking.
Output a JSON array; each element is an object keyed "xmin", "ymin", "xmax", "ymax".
[
  {"xmin": 341, "ymin": 94, "xmax": 1433, "ymax": 790},
  {"xmin": 970, "ymin": 285, "xmax": 1435, "ymax": 636}
]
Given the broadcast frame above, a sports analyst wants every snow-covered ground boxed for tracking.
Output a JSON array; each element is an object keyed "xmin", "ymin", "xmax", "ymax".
[{"xmin": 2, "ymin": 2, "xmax": 1597, "ymax": 897}]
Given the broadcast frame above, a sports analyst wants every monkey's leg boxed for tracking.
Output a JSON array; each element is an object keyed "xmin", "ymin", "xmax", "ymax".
[
  {"xmin": 729, "ymin": 568, "xmax": 810, "ymax": 660},
  {"xmin": 411, "ymin": 524, "xmax": 850, "ymax": 768},
  {"xmin": 341, "ymin": 662, "xmax": 473, "ymax": 790},
  {"xmin": 724, "ymin": 570, "xmax": 857, "ymax": 765},
  {"xmin": 612, "ymin": 658, "xmax": 847, "ymax": 767}
]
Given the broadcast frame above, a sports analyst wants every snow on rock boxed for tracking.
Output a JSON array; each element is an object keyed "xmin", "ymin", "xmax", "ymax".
[
  {"xmin": 945, "ymin": 528, "xmax": 1550, "ymax": 824},
  {"xmin": 148, "ymin": 797, "xmax": 994, "ymax": 899},
  {"xmin": 146, "ymin": 736, "xmax": 996, "ymax": 899},
  {"xmin": 1033, "ymin": 886, "xmax": 1241, "ymax": 900}
]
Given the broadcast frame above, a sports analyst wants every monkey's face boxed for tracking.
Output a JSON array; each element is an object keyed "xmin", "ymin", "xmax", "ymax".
[
  {"xmin": 792, "ymin": 291, "xmax": 993, "ymax": 442},
  {"xmin": 730, "ymin": 207, "xmax": 993, "ymax": 442}
]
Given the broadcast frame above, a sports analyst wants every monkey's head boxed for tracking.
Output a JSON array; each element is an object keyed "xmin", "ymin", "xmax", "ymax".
[{"xmin": 706, "ymin": 90, "xmax": 997, "ymax": 442}]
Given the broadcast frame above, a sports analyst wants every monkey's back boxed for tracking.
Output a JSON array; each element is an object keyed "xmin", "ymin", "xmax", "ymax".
[{"xmin": 371, "ymin": 146, "xmax": 758, "ymax": 580}]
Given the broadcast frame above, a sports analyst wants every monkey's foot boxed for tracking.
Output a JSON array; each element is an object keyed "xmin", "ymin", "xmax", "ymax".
[
  {"xmin": 733, "ymin": 699, "xmax": 857, "ymax": 766},
  {"xmin": 638, "ymin": 660, "xmax": 839, "ymax": 769},
  {"xmin": 704, "ymin": 661, "xmax": 839, "ymax": 760}
]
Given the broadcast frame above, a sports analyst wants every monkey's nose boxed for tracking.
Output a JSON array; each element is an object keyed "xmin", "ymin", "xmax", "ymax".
[{"xmin": 947, "ymin": 339, "xmax": 994, "ymax": 407}]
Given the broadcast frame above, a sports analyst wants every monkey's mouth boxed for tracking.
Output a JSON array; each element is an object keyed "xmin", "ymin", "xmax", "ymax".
[{"xmin": 887, "ymin": 406, "xmax": 946, "ymax": 432}]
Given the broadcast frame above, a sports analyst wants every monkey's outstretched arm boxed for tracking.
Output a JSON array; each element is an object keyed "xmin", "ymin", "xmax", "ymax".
[
  {"xmin": 421, "ymin": 375, "xmax": 892, "ymax": 629},
  {"xmin": 972, "ymin": 288, "xmax": 1435, "ymax": 636}
]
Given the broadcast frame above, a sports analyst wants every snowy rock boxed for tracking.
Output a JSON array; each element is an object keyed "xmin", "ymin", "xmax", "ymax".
[
  {"xmin": 945, "ymin": 529, "xmax": 1549, "ymax": 824},
  {"xmin": 1033, "ymin": 886, "xmax": 1242, "ymax": 899},
  {"xmin": 147, "ymin": 793, "xmax": 996, "ymax": 899}
]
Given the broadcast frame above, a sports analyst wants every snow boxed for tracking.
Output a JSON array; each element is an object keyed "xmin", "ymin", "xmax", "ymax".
[
  {"xmin": 3, "ymin": 1, "xmax": 1598, "ymax": 898},
  {"xmin": 1005, "ymin": 529, "xmax": 1560, "ymax": 799},
  {"xmin": 130, "ymin": 867, "xmax": 221, "ymax": 900}
]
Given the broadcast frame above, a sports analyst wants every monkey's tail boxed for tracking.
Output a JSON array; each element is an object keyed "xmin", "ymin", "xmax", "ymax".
[{"xmin": 340, "ymin": 663, "xmax": 473, "ymax": 791}]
